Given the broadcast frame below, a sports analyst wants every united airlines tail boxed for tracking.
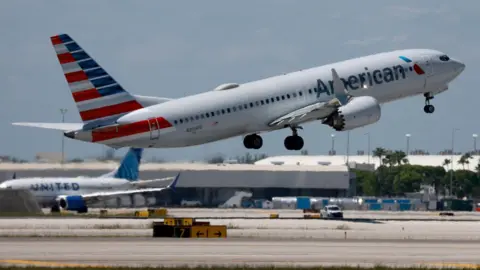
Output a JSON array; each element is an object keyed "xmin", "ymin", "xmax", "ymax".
[
  {"xmin": 100, "ymin": 148, "xmax": 143, "ymax": 181},
  {"xmin": 50, "ymin": 33, "xmax": 144, "ymax": 127}
]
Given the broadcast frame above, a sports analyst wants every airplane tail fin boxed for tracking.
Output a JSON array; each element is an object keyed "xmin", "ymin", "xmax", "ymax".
[
  {"xmin": 101, "ymin": 148, "xmax": 143, "ymax": 181},
  {"xmin": 50, "ymin": 34, "xmax": 144, "ymax": 126},
  {"xmin": 166, "ymin": 173, "xmax": 180, "ymax": 192}
]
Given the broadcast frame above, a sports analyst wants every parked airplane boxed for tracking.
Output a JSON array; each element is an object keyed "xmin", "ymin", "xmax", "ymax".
[
  {"xmin": 0, "ymin": 147, "xmax": 179, "ymax": 213},
  {"xmin": 13, "ymin": 34, "xmax": 465, "ymax": 151}
]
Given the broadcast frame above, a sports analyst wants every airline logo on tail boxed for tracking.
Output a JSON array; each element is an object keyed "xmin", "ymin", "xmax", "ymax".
[
  {"xmin": 101, "ymin": 148, "xmax": 143, "ymax": 181},
  {"xmin": 50, "ymin": 34, "xmax": 143, "ymax": 124}
]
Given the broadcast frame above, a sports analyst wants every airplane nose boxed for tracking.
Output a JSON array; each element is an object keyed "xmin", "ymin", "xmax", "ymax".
[{"xmin": 451, "ymin": 58, "xmax": 465, "ymax": 73}]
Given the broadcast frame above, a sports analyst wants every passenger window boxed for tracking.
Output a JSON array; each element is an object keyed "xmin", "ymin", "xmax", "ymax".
[
  {"xmin": 299, "ymin": 91, "xmax": 303, "ymax": 96},
  {"xmin": 261, "ymin": 100, "xmax": 264, "ymax": 105},
  {"xmin": 201, "ymin": 114, "xmax": 205, "ymax": 119},
  {"xmin": 196, "ymin": 115, "xmax": 199, "ymax": 120},
  {"xmin": 174, "ymin": 120, "xmax": 178, "ymax": 125},
  {"xmin": 281, "ymin": 95, "xmax": 285, "ymax": 100},
  {"xmin": 271, "ymin": 98, "xmax": 275, "ymax": 102},
  {"xmin": 211, "ymin": 112, "xmax": 215, "ymax": 116},
  {"xmin": 180, "ymin": 119, "xmax": 183, "ymax": 123},
  {"xmin": 266, "ymin": 99, "xmax": 269, "ymax": 104},
  {"xmin": 292, "ymin": 93, "xmax": 297, "ymax": 98},
  {"xmin": 216, "ymin": 110, "xmax": 220, "ymax": 115},
  {"xmin": 286, "ymin": 94, "xmax": 290, "ymax": 99},
  {"xmin": 244, "ymin": 104, "xmax": 248, "ymax": 109},
  {"xmin": 238, "ymin": 105, "xmax": 243, "ymax": 111},
  {"xmin": 250, "ymin": 102, "xmax": 254, "ymax": 107},
  {"xmin": 255, "ymin": 101, "xmax": 260, "ymax": 106},
  {"xmin": 221, "ymin": 109, "xmax": 225, "ymax": 114},
  {"xmin": 227, "ymin": 108, "xmax": 231, "ymax": 113},
  {"xmin": 233, "ymin": 107, "xmax": 236, "ymax": 112},
  {"xmin": 308, "ymin": 89, "xmax": 312, "ymax": 94},
  {"xmin": 185, "ymin": 118, "xmax": 189, "ymax": 123},
  {"xmin": 190, "ymin": 116, "xmax": 194, "ymax": 121},
  {"xmin": 276, "ymin": 97, "xmax": 280, "ymax": 101},
  {"xmin": 206, "ymin": 113, "xmax": 210, "ymax": 117}
]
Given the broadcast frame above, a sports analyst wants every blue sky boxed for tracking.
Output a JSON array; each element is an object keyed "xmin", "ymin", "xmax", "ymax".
[{"xmin": 0, "ymin": 0, "xmax": 478, "ymax": 161}]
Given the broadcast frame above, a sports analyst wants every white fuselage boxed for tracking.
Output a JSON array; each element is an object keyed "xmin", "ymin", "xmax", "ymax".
[
  {"xmin": 0, "ymin": 177, "xmax": 132, "ymax": 207},
  {"xmin": 73, "ymin": 49, "xmax": 465, "ymax": 148}
]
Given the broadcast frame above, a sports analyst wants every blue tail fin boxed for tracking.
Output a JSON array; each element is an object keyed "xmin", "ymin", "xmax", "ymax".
[
  {"xmin": 167, "ymin": 173, "xmax": 180, "ymax": 192},
  {"xmin": 101, "ymin": 148, "xmax": 143, "ymax": 181}
]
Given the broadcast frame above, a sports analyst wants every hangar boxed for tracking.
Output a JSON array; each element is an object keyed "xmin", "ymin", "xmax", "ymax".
[{"xmin": 0, "ymin": 162, "xmax": 355, "ymax": 207}]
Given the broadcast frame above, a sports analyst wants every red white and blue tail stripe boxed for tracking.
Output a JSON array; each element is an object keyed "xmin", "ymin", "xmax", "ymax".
[{"xmin": 50, "ymin": 34, "xmax": 143, "ymax": 124}]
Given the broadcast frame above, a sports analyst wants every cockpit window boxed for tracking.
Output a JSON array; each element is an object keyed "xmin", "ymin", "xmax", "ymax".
[{"xmin": 439, "ymin": 55, "xmax": 450, "ymax": 61}]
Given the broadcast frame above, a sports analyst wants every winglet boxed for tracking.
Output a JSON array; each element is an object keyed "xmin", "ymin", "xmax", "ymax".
[
  {"xmin": 331, "ymin": 68, "xmax": 350, "ymax": 106},
  {"xmin": 167, "ymin": 173, "xmax": 180, "ymax": 191}
]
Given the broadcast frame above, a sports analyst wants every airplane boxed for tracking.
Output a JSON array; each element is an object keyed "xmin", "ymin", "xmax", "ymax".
[
  {"xmin": 13, "ymin": 34, "xmax": 465, "ymax": 151},
  {"xmin": 0, "ymin": 147, "xmax": 179, "ymax": 213}
]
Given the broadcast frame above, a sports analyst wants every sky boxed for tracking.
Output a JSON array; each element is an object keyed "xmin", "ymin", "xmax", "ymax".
[{"xmin": 0, "ymin": 0, "xmax": 479, "ymax": 162}]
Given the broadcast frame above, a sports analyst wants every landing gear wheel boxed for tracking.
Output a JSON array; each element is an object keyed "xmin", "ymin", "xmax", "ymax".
[
  {"xmin": 284, "ymin": 135, "xmax": 304, "ymax": 150},
  {"xmin": 424, "ymin": 93, "xmax": 435, "ymax": 114},
  {"xmin": 243, "ymin": 134, "xmax": 263, "ymax": 149},
  {"xmin": 423, "ymin": 104, "xmax": 435, "ymax": 114},
  {"xmin": 50, "ymin": 204, "xmax": 60, "ymax": 214}
]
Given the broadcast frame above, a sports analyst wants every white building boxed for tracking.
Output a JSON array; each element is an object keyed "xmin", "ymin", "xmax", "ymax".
[
  {"xmin": 255, "ymin": 155, "xmax": 479, "ymax": 171},
  {"xmin": 0, "ymin": 162, "xmax": 354, "ymax": 207}
]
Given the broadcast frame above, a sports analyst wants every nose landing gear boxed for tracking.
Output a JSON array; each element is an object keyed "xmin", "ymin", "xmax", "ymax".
[{"xmin": 424, "ymin": 93, "xmax": 435, "ymax": 114}]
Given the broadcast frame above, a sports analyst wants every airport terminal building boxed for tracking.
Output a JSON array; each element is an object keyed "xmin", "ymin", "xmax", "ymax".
[{"xmin": 0, "ymin": 161, "xmax": 355, "ymax": 207}]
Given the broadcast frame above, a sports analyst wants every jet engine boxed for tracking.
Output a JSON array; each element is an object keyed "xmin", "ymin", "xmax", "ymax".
[
  {"xmin": 56, "ymin": 195, "xmax": 88, "ymax": 213},
  {"xmin": 322, "ymin": 96, "xmax": 381, "ymax": 131}
]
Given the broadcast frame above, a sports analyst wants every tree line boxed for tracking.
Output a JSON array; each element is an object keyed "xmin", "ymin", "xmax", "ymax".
[{"xmin": 354, "ymin": 147, "xmax": 480, "ymax": 198}]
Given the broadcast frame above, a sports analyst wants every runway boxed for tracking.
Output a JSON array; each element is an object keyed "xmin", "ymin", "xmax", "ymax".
[{"xmin": 0, "ymin": 238, "xmax": 479, "ymax": 268}]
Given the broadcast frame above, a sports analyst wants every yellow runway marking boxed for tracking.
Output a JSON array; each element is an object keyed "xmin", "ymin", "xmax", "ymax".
[
  {"xmin": 0, "ymin": 259, "xmax": 110, "ymax": 268},
  {"xmin": 424, "ymin": 262, "xmax": 480, "ymax": 269}
]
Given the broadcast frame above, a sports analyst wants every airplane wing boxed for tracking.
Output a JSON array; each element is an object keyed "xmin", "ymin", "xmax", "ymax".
[
  {"xmin": 268, "ymin": 68, "xmax": 352, "ymax": 127},
  {"xmin": 80, "ymin": 187, "xmax": 172, "ymax": 205},
  {"xmin": 60, "ymin": 173, "xmax": 180, "ymax": 207},
  {"xmin": 12, "ymin": 122, "xmax": 83, "ymax": 131}
]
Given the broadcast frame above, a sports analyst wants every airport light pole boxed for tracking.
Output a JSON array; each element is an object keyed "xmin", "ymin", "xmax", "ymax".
[
  {"xmin": 60, "ymin": 108, "xmax": 68, "ymax": 164},
  {"xmin": 405, "ymin": 133, "xmax": 411, "ymax": 156},
  {"xmin": 450, "ymin": 128, "xmax": 459, "ymax": 197},
  {"xmin": 330, "ymin": 134, "xmax": 335, "ymax": 155},
  {"xmin": 346, "ymin": 131, "xmax": 350, "ymax": 164},
  {"xmin": 473, "ymin": 134, "xmax": 478, "ymax": 155},
  {"xmin": 364, "ymin": 132, "xmax": 370, "ymax": 163}
]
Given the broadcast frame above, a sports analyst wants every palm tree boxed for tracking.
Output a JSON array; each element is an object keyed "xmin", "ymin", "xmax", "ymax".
[
  {"xmin": 443, "ymin": 158, "xmax": 451, "ymax": 170},
  {"xmin": 373, "ymin": 147, "xmax": 387, "ymax": 165},
  {"xmin": 458, "ymin": 153, "xmax": 473, "ymax": 170}
]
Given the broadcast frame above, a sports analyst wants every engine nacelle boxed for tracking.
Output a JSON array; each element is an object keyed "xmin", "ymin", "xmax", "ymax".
[
  {"xmin": 322, "ymin": 96, "xmax": 381, "ymax": 131},
  {"xmin": 56, "ymin": 195, "xmax": 88, "ymax": 213}
]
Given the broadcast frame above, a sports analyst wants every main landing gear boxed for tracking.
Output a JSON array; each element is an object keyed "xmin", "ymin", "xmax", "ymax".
[
  {"xmin": 243, "ymin": 126, "xmax": 305, "ymax": 151},
  {"xmin": 424, "ymin": 92, "xmax": 435, "ymax": 114},
  {"xmin": 284, "ymin": 126, "xmax": 304, "ymax": 151}
]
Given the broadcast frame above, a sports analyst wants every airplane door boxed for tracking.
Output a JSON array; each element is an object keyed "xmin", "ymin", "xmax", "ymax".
[
  {"xmin": 421, "ymin": 55, "xmax": 433, "ymax": 77},
  {"xmin": 419, "ymin": 55, "xmax": 433, "ymax": 89},
  {"xmin": 148, "ymin": 118, "xmax": 160, "ymax": 140}
]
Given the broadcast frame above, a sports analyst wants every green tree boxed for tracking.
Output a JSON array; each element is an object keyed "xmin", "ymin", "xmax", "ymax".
[{"xmin": 372, "ymin": 147, "xmax": 387, "ymax": 166}]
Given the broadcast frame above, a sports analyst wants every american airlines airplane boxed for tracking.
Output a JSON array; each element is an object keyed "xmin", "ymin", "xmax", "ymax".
[
  {"xmin": 0, "ymin": 147, "xmax": 179, "ymax": 213},
  {"xmin": 13, "ymin": 34, "xmax": 465, "ymax": 151}
]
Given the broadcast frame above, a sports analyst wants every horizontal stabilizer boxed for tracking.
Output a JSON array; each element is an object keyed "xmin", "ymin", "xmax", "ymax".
[{"xmin": 12, "ymin": 122, "xmax": 83, "ymax": 131}]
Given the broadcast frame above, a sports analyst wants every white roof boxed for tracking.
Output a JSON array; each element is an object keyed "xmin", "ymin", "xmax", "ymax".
[
  {"xmin": 0, "ymin": 162, "xmax": 348, "ymax": 172},
  {"xmin": 255, "ymin": 155, "xmax": 479, "ymax": 171}
]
